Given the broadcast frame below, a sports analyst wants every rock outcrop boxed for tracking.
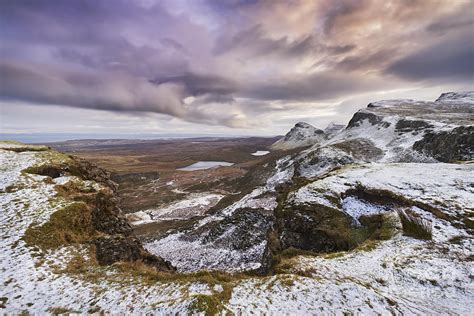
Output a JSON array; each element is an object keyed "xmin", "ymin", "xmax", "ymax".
[
  {"xmin": 413, "ymin": 126, "xmax": 474, "ymax": 162},
  {"xmin": 1, "ymin": 142, "xmax": 175, "ymax": 272}
]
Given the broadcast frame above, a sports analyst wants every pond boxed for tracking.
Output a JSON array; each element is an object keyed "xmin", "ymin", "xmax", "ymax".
[
  {"xmin": 177, "ymin": 161, "xmax": 235, "ymax": 171},
  {"xmin": 251, "ymin": 150, "xmax": 270, "ymax": 156}
]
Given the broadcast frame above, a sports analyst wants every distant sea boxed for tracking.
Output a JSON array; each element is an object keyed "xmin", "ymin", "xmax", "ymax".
[{"xmin": 0, "ymin": 133, "xmax": 271, "ymax": 143}]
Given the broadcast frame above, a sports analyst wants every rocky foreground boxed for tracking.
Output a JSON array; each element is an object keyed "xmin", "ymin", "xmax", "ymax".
[{"xmin": 1, "ymin": 92, "xmax": 473, "ymax": 314}]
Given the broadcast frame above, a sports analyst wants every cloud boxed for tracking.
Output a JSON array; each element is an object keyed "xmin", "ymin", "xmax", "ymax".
[
  {"xmin": 386, "ymin": 31, "xmax": 474, "ymax": 81},
  {"xmin": 239, "ymin": 71, "xmax": 392, "ymax": 101},
  {"xmin": 152, "ymin": 72, "xmax": 238, "ymax": 96},
  {"xmin": 0, "ymin": 61, "xmax": 187, "ymax": 116},
  {"xmin": 0, "ymin": 0, "xmax": 473, "ymax": 134}
]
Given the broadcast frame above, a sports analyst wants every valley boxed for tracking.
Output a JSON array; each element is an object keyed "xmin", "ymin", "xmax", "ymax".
[{"xmin": 48, "ymin": 137, "xmax": 290, "ymax": 241}]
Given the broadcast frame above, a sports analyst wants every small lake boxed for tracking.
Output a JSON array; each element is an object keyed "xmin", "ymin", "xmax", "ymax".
[
  {"xmin": 177, "ymin": 161, "xmax": 235, "ymax": 171},
  {"xmin": 251, "ymin": 150, "xmax": 270, "ymax": 156}
]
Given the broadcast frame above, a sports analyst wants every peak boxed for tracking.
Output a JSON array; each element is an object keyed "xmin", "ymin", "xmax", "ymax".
[
  {"xmin": 271, "ymin": 122, "xmax": 325, "ymax": 150},
  {"xmin": 292, "ymin": 122, "xmax": 324, "ymax": 134},
  {"xmin": 294, "ymin": 122, "xmax": 315, "ymax": 129},
  {"xmin": 325, "ymin": 121, "xmax": 345, "ymax": 129}
]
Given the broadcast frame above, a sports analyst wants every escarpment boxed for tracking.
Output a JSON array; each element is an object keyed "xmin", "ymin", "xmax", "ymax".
[{"xmin": 13, "ymin": 145, "xmax": 176, "ymax": 272}]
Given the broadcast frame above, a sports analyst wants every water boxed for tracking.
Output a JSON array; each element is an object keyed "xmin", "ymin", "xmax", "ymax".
[
  {"xmin": 251, "ymin": 150, "xmax": 270, "ymax": 156},
  {"xmin": 177, "ymin": 161, "xmax": 234, "ymax": 171}
]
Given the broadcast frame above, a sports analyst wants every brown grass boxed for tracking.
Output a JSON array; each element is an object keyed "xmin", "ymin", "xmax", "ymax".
[
  {"xmin": 398, "ymin": 209, "xmax": 432, "ymax": 240},
  {"xmin": 23, "ymin": 202, "xmax": 95, "ymax": 250},
  {"xmin": 47, "ymin": 307, "xmax": 72, "ymax": 314}
]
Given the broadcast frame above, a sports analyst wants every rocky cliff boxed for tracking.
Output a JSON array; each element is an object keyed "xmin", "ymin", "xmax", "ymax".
[{"xmin": 0, "ymin": 142, "xmax": 182, "ymax": 311}]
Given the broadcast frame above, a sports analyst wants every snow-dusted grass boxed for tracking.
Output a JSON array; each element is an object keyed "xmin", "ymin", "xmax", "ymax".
[
  {"xmin": 127, "ymin": 192, "xmax": 224, "ymax": 225},
  {"xmin": 226, "ymin": 230, "xmax": 473, "ymax": 314},
  {"xmin": 145, "ymin": 233, "xmax": 267, "ymax": 272}
]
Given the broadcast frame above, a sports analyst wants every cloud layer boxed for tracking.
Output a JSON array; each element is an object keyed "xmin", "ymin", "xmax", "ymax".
[{"xmin": 1, "ymin": 0, "xmax": 473, "ymax": 133}]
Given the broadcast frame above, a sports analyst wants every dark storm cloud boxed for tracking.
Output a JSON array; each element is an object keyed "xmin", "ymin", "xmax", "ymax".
[
  {"xmin": 152, "ymin": 73, "xmax": 238, "ymax": 96},
  {"xmin": 386, "ymin": 31, "xmax": 474, "ymax": 81},
  {"xmin": 425, "ymin": 4, "xmax": 474, "ymax": 35},
  {"xmin": 240, "ymin": 71, "xmax": 385, "ymax": 101},
  {"xmin": 0, "ymin": 61, "xmax": 187, "ymax": 116},
  {"xmin": 335, "ymin": 48, "xmax": 398, "ymax": 72},
  {"xmin": 319, "ymin": 0, "xmax": 364, "ymax": 35}
]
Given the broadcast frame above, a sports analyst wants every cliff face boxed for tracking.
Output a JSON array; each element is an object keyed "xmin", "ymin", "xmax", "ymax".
[{"xmin": 1, "ymin": 142, "xmax": 175, "ymax": 271}]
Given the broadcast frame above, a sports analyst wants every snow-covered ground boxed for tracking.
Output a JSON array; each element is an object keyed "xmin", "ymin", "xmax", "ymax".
[
  {"xmin": 145, "ymin": 232, "xmax": 267, "ymax": 272},
  {"xmin": 127, "ymin": 193, "xmax": 224, "ymax": 225},
  {"xmin": 291, "ymin": 163, "xmax": 474, "ymax": 221},
  {"xmin": 228, "ymin": 235, "xmax": 473, "ymax": 314},
  {"xmin": 226, "ymin": 160, "xmax": 474, "ymax": 314}
]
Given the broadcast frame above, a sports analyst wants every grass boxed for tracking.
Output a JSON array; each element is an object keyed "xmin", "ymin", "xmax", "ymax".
[
  {"xmin": 448, "ymin": 236, "xmax": 466, "ymax": 244},
  {"xmin": 3, "ymin": 146, "xmax": 49, "ymax": 153},
  {"xmin": 398, "ymin": 209, "xmax": 432, "ymax": 240},
  {"xmin": 102, "ymin": 261, "xmax": 260, "ymax": 315},
  {"xmin": 47, "ymin": 307, "xmax": 72, "ymax": 314},
  {"xmin": 188, "ymin": 295, "xmax": 223, "ymax": 316},
  {"xmin": 54, "ymin": 178, "xmax": 98, "ymax": 200},
  {"xmin": 115, "ymin": 261, "xmax": 255, "ymax": 285},
  {"xmin": 347, "ymin": 186, "xmax": 450, "ymax": 221},
  {"xmin": 360, "ymin": 213, "xmax": 399, "ymax": 241},
  {"xmin": 3, "ymin": 183, "xmax": 26, "ymax": 193},
  {"xmin": 23, "ymin": 202, "xmax": 95, "ymax": 250},
  {"xmin": 281, "ymin": 247, "xmax": 318, "ymax": 258}
]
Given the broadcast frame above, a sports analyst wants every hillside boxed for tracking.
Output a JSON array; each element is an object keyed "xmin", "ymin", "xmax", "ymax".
[{"xmin": 1, "ymin": 92, "xmax": 473, "ymax": 314}]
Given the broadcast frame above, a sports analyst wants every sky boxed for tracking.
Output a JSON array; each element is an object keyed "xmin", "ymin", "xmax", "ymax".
[{"xmin": 0, "ymin": 0, "xmax": 473, "ymax": 139}]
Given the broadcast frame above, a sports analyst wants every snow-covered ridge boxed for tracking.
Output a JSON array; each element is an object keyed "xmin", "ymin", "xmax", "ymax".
[
  {"xmin": 436, "ymin": 91, "xmax": 474, "ymax": 103},
  {"xmin": 289, "ymin": 92, "xmax": 474, "ymax": 175}
]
